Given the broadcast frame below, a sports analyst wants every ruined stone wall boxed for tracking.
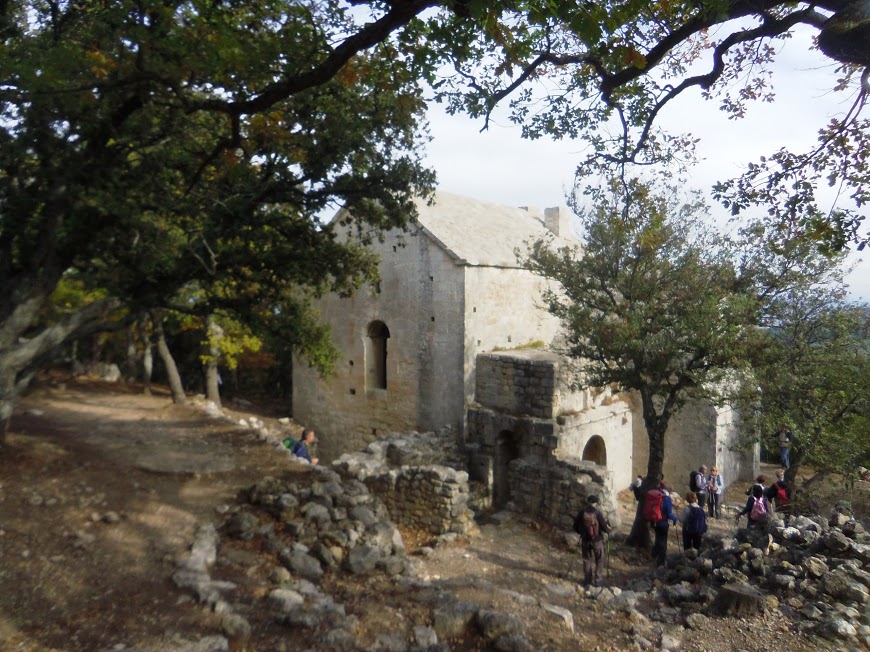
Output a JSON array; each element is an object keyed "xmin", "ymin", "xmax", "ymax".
[
  {"xmin": 474, "ymin": 350, "xmax": 587, "ymax": 420},
  {"xmin": 508, "ymin": 458, "xmax": 620, "ymax": 532},
  {"xmin": 331, "ymin": 430, "xmax": 474, "ymax": 536},
  {"xmin": 553, "ymin": 399, "xmax": 635, "ymax": 493}
]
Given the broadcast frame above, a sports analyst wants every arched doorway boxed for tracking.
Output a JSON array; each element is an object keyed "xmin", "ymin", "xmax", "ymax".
[
  {"xmin": 582, "ymin": 435, "xmax": 607, "ymax": 467},
  {"xmin": 493, "ymin": 430, "xmax": 519, "ymax": 509},
  {"xmin": 366, "ymin": 321, "xmax": 389, "ymax": 390}
]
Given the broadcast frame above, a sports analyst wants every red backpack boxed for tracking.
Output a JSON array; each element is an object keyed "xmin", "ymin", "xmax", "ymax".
[
  {"xmin": 776, "ymin": 484, "xmax": 789, "ymax": 508},
  {"xmin": 644, "ymin": 489, "xmax": 663, "ymax": 523}
]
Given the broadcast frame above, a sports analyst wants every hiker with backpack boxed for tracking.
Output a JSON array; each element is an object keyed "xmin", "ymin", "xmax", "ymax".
[
  {"xmin": 678, "ymin": 491, "xmax": 708, "ymax": 551},
  {"xmin": 645, "ymin": 481, "xmax": 678, "ymax": 567},
  {"xmin": 765, "ymin": 468, "xmax": 792, "ymax": 525},
  {"xmin": 745, "ymin": 474, "xmax": 766, "ymax": 496},
  {"xmin": 572, "ymin": 494, "xmax": 612, "ymax": 587},
  {"xmin": 688, "ymin": 465, "xmax": 708, "ymax": 514},
  {"xmin": 706, "ymin": 466, "xmax": 724, "ymax": 519},
  {"xmin": 737, "ymin": 483, "xmax": 770, "ymax": 529}
]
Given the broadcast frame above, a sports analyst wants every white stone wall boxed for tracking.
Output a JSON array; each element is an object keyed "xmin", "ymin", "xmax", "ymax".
[
  {"xmin": 462, "ymin": 267, "xmax": 563, "ymax": 414},
  {"xmin": 293, "ymin": 226, "xmax": 466, "ymax": 462},
  {"xmin": 713, "ymin": 404, "xmax": 759, "ymax": 485},
  {"xmin": 630, "ymin": 399, "xmax": 758, "ymax": 495},
  {"xmin": 554, "ymin": 399, "xmax": 635, "ymax": 493}
]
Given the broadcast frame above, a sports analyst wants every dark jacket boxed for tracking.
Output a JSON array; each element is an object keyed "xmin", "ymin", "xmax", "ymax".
[
  {"xmin": 573, "ymin": 507, "xmax": 611, "ymax": 542},
  {"xmin": 292, "ymin": 440, "xmax": 313, "ymax": 462}
]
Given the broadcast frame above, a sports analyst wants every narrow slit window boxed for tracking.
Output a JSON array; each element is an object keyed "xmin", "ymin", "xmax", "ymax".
[{"xmin": 366, "ymin": 321, "xmax": 390, "ymax": 390}]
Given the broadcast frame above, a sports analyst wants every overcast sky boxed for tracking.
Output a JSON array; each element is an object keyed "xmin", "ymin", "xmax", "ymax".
[{"xmin": 422, "ymin": 29, "xmax": 869, "ymax": 302}]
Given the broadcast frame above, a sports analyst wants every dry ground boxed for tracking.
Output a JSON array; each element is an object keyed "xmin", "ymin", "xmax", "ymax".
[{"xmin": 0, "ymin": 378, "xmax": 861, "ymax": 652}]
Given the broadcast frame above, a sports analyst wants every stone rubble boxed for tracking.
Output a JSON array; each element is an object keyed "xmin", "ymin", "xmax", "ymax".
[{"xmin": 112, "ymin": 400, "xmax": 870, "ymax": 652}]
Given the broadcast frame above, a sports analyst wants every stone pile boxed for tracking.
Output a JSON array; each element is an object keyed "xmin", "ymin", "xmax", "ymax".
[
  {"xmin": 167, "ymin": 466, "xmax": 415, "ymax": 651},
  {"xmin": 612, "ymin": 511, "xmax": 870, "ymax": 650},
  {"xmin": 239, "ymin": 469, "xmax": 411, "ymax": 578},
  {"xmin": 332, "ymin": 430, "xmax": 475, "ymax": 536}
]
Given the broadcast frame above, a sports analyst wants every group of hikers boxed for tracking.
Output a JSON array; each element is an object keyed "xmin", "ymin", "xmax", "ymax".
[{"xmin": 573, "ymin": 462, "xmax": 794, "ymax": 586}]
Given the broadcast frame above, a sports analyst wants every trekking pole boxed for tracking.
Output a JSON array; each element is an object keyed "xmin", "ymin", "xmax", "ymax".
[
  {"xmin": 605, "ymin": 536, "xmax": 611, "ymax": 578},
  {"xmin": 566, "ymin": 545, "xmax": 576, "ymax": 579}
]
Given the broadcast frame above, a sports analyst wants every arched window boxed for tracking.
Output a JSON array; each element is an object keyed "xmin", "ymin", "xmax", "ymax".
[
  {"xmin": 582, "ymin": 435, "xmax": 607, "ymax": 467},
  {"xmin": 366, "ymin": 321, "xmax": 389, "ymax": 390}
]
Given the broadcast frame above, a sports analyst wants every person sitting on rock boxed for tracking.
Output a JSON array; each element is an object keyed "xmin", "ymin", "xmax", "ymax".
[{"xmin": 292, "ymin": 429, "xmax": 319, "ymax": 464}]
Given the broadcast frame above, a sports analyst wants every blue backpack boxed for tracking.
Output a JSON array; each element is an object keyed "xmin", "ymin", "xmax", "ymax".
[{"xmin": 685, "ymin": 505, "xmax": 707, "ymax": 536}]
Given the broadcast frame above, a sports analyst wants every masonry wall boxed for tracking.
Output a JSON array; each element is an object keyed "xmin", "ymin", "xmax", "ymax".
[
  {"xmin": 463, "ymin": 267, "xmax": 564, "ymax": 420},
  {"xmin": 553, "ymin": 398, "xmax": 635, "ymax": 493},
  {"xmin": 292, "ymin": 226, "xmax": 466, "ymax": 463},
  {"xmin": 508, "ymin": 458, "xmax": 620, "ymax": 532},
  {"xmin": 474, "ymin": 350, "xmax": 587, "ymax": 419},
  {"xmin": 631, "ymin": 400, "xmax": 758, "ymax": 495},
  {"xmin": 331, "ymin": 431, "xmax": 474, "ymax": 536}
]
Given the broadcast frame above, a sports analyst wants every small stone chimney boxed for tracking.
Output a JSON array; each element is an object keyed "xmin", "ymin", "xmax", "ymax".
[{"xmin": 544, "ymin": 207, "xmax": 571, "ymax": 238}]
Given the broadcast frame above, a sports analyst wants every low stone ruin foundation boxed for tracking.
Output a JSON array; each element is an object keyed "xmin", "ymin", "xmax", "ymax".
[{"xmin": 332, "ymin": 429, "xmax": 475, "ymax": 536}]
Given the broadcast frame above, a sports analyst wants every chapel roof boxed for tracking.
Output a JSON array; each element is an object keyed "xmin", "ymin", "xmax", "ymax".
[{"xmin": 412, "ymin": 191, "xmax": 574, "ymax": 268}]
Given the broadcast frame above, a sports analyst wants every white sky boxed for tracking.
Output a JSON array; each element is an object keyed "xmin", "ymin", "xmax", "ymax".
[{"xmin": 422, "ymin": 29, "xmax": 869, "ymax": 302}]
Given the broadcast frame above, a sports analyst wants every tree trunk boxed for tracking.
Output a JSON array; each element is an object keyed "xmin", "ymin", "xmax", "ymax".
[
  {"xmin": 204, "ymin": 317, "xmax": 223, "ymax": 408},
  {"xmin": 625, "ymin": 496, "xmax": 652, "ymax": 550},
  {"xmin": 818, "ymin": 0, "xmax": 870, "ymax": 67},
  {"xmin": 153, "ymin": 314, "xmax": 186, "ymax": 405},
  {"xmin": 141, "ymin": 319, "xmax": 153, "ymax": 395},
  {"xmin": 126, "ymin": 324, "xmax": 138, "ymax": 382},
  {"xmin": 626, "ymin": 390, "xmax": 669, "ymax": 549},
  {"xmin": 0, "ymin": 296, "xmax": 122, "ymax": 452},
  {"xmin": 205, "ymin": 360, "xmax": 221, "ymax": 408},
  {"xmin": 0, "ymin": 375, "xmax": 14, "ymax": 451}
]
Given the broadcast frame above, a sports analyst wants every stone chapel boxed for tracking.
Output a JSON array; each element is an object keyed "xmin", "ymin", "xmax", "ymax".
[{"xmin": 292, "ymin": 191, "xmax": 757, "ymax": 505}]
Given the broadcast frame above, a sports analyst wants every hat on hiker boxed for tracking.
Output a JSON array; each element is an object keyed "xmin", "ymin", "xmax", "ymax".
[{"xmin": 587, "ymin": 495, "xmax": 599, "ymax": 505}]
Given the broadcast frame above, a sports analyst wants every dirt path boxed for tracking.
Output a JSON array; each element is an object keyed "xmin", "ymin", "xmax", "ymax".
[
  {"xmin": 0, "ymin": 379, "xmax": 839, "ymax": 652},
  {"xmin": 0, "ymin": 380, "xmax": 298, "ymax": 652}
]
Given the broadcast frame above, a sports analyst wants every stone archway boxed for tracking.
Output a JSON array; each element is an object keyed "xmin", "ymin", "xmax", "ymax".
[
  {"xmin": 493, "ymin": 430, "xmax": 519, "ymax": 509},
  {"xmin": 582, "ymin": 435, "xmax": 607, "ymax": 467}
]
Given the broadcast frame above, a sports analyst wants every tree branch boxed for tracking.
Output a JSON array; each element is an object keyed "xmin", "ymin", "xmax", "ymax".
[{"xmin": 191, "ymin": 0, "xmax": 439, "ymax": 116}]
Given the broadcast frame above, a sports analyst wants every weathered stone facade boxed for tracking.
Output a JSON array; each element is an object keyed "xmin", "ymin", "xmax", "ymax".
[
  {"xmin": 292, "ymin": 193, "xmax": 567, "ymax": 463},
  {"xmin": 508, "ymin": 457, "xmax": 620, "ymax": 531}
]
